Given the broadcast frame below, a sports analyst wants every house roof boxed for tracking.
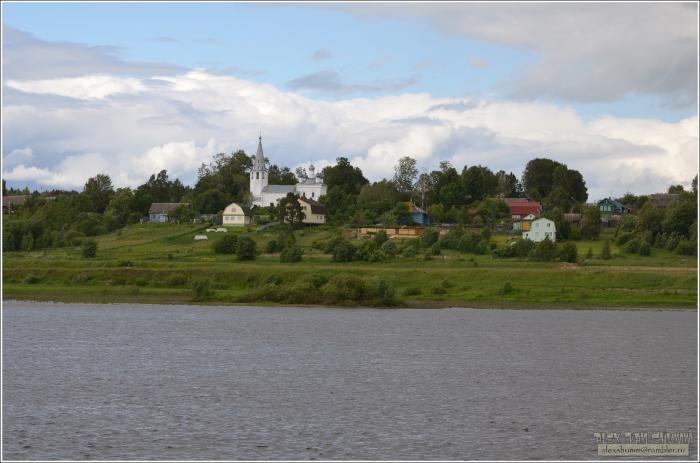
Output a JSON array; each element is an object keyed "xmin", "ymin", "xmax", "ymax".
[
  {"xmin": 2, "ymin": 195, "xmax": 30, "ymax": 207},
  {"xmin": 502, "ymin": 197, "xmax": 530, "ymax": 206},
  {"xmin": 149, "ymin": 202, "xmax": 188, "ymax": 214},
  {"xmin": 298, "ymin": 197, "xmax": 325, "ymax": 214},
  {"xmin": 649, "ymin": 193, "xmax": 679, "ymax": 208},
  {"xmin": 508, "ymin": 202, "xmax": 541, "ymax": 216},
  {"xmin": 262, "ymin": 184, "xmax": 296, "ymax": 194}
]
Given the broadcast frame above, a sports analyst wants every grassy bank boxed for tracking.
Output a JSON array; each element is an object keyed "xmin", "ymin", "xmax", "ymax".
[{"xmin": 3, "ymin": 224, "xmax": 697, "ymax": 309}]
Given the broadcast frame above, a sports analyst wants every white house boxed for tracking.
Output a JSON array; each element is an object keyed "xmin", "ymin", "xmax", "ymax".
[
  {"xmin": 523, "ymin": 217, "xmax": 556, "ymax": 242},
  {"xmin": 297, "ymin": 197, "xmax": 326, "ymax": 225},
  {"xmin": 250, "ymin": 136, "xmax": 327, "ymax": 207},
  {"xmin": 222, "ymin": 202, "xmax": 250, "ymax": 227}
]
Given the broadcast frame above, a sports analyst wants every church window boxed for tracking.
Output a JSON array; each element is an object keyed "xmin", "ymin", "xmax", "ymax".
[
  {"xmin": 312, "ymin": 192, "xmax": 315, "ymax": 198},
  {"xmin": 262, "ymin": 172, "xmax": 265, "ymax": 179},
  {"xmin": 256, "ymin": 172, "xmax": 259, "ymax": 180}
]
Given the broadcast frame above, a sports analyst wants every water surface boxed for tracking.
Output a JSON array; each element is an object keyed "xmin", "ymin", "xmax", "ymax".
[{"xmin": 3, "ymin": 301, "xmax": 697, "ymax": 460}]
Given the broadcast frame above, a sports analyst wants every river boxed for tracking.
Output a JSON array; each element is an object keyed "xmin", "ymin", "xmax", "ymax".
[{"xmin": 2, "ymin": 301, "xmax": 697, "ymax": 460}]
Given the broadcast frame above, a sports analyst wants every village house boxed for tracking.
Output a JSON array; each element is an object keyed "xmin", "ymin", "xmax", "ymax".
[
  {"xmin": 504, "ymin": 198, "xmax": 542, "ymax": 232},
  {"xmin": 297, "ymin": 197, "xmax": 326, "ymax": 225},
  {"xmin": 2, "ymin": 195, "xmax": 29, "ymax": 214},
  {"xmin": 398, "ymin": 202, "xmax": 430, "ymax": 225},
  {"xmin": 523, "ymin": 217, "xmax": 556, "ymax": 242},
  {"xmin": 148, "ymin": 202, "xmax": 189, "ymax": 223},
  {"xmin": 249, "ymin": 136, "xmax": 327, "ymax": 207},
  {"xmin": 597, "ymin": 197, "xmax": 631, "ymax": 215},
  {"xmin": 222, "ymin": 202, "xmax": 250, "ymax": 227}
]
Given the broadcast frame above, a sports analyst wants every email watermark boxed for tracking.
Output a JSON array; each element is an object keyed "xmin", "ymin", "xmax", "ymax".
[{"xmin": 594, "ymin": 432, "xmax": 693, "ymax": 457}]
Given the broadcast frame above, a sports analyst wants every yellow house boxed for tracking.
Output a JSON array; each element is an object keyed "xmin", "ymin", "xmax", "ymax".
[
  {"xmin": 222, "ymin": 202, "xmax": 250, "ymax": 227},
  {"xmin": 297, "ymin": 197, "xmax": 326, "ymax": 225}
]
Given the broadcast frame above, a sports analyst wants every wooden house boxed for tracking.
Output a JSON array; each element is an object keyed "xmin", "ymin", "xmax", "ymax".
[
  {"xmin": 222, "ymin": 202, "xmax": 250, "ymax": 227},
  {"xmin": 148, "ymin": 202, "xmax": 189, "ymax": 223},
  {"xmin": 297, "ymin": 197, "xmax": 326, "ymax": 225},
  {"xmin": 523, "ymin": 217, "xmax": 556, "ymax": 242}
]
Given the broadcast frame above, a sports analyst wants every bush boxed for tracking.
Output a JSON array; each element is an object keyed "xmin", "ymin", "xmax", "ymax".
[
  {"xmin": 117, "ymin": 259, "xmax": 134, "ymax": 267},
  {"xmin": 429, "ymin": 242, "xmax": 441, "ymax": 256},
  {"xmin": 321, "ymin": 274, "xmax": 369, "ymax": 304},
  {"xmin": 373, "ymin": 230, "xmax": 389, "ymax": 246},
  {"xmin": 676, "ymin": 240, "xmax": 696, "ymax": 256},
  {"xmin": 280, "ymin": 246, "xmax": 303, "ymax": 263},
  {"xmin": 402, "ymin": 286, "xmax": 421, "ymax": 296},
  {"xmin": 401, "ymin": 247, "xmax": 417, "ymax": 258},
  {"xmin": 420, "ymin": 229, "xmax": 439, "ymax": 248},
  {"xmin": 586, "ymin": 247, "xmax": 594, "ymax": 259},
  {"xmin": 330, "ymin": 239, "xmax": 356, "ymax": 262},
  {"xmin": 500, "ymin": 281, "xmax": 514, "ymax": 294},
  {"xmin": 639, "ymin": 242, "xmax": 652, "ymax": 256},
  {"xmin": 236, "ymin": 237, "xmax": 257, "ymax": 261},
  {"xmin": 265, "ymin": 240, "xmax": 280, "ymax": 253},
  {"xmin": 213, "ymin": 234, "xmax": 238, "ymax": 254},
  {"xmin": 558, "ymin": 242, "xmax": 578, "ymax": 263},
  {"xmin": 600, "ymin": 239, "xmax": 612, "ymax": 259},
  {"xmin": 81, "ymin": 239, "xmax": 97, "ymax": 258},
  {"xmin": 568, "ymin": 227, "xmax": 581, "ymax": 241},
  {"xmin": 192, "ymin": 280, "xmax": 213, "ymax": 302},
  {"xmin": 480, "ymin": 227, "xmax": 492, "ymax": 241},
  {"xmin": 374, "ymin": 278, "xmax": 398, "ymax": 305},
  {"xmin": 529, "ymin": 238, "xmax": 556, "ymax": 262},
  {"xmin": 615, "ymin": 232, "xmax": 635, "ymax": 246},
  {"xmin": 494, "ymin": 238, "xmax": 535, "ymax": 258},
  {"xmin": 381, "ymin": 240, "xmax": 398, "ymax": 257},
  {"xmin": 355, "ymin": 240, "xmax": 379, "ymax": 261},
  {"xmin": 439, "ymin": 227, "xmax": 463, "ymax": 250},
  {"xmin": 623, "ymin": 238, "xmax": 640, "ymax": 254}
]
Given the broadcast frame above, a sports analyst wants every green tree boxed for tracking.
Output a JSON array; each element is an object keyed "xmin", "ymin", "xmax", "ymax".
[
  {"xmin": 103, "ymin": 188, "xmax": 135, "ymax": 230},
  {"xmin": 83, "ymin": 174, "xmax": 114, "ymax": 213},
  {"xmin": 357, "ymin": 180, "xmax": 399, "ymax": 217},
  {"xmin": 278, "ymin": 193, "xmax": 306, "ymax": 226},
  {"xmin": 213, "ymin": 234, "xmax": 239, "ymax": 254},
  {"xmin": 236, "ymin": 236, "xmax": 257, "ymax": 261},
  {"xmin": 194, "ymin": 189, "xmax": 232, "ymax": 214},
  {"xmin": 268, "ymin": 165, "xmax": 297, "ymax": 185},
  {"xmin": 393, "ymin": 156, "xmax": 418, "ymax": 195},
  {"xmin": 581, "ymin": 206, "xmax": 601, "ymax": 239},
  {"xmin": 462, "ymin": 165, "xmax": 497, "ymax": 202},
  {"xmin": 321, "ymin": 157, "xmax": 368, "ymax": 195}
]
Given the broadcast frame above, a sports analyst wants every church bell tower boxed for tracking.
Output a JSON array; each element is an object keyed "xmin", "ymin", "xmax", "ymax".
[{"xmin": 250, "ymin": 135, "xmax": 268, "ymax": 202}]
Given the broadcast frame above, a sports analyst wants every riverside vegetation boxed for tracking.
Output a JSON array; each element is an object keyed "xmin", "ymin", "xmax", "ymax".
[{"xmin": 3, "ymin": 222, "xmax": 697, "ymax": 309}]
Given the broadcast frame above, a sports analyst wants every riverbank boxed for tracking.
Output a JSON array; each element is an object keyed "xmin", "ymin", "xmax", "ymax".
[{"xmin": 3, "ymin": 224, "xmax": 697, "ymax": 309}]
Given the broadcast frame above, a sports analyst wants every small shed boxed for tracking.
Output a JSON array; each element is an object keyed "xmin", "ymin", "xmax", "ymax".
[
  {"xmin": 149, "ymin": 202, "xmax": 188, "ymax": 223},
  {"xmin": 222, "ymin": 202, "xmax": 250, "ymax": 227},
  {"xmin": 398, "ymin": 202, "xmax": 430, "ymax": 225}
]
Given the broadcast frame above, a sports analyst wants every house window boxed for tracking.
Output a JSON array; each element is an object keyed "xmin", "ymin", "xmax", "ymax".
[
  {"xmin": 262, "ymin": 172, "xmax": 265, "ymax": 179},
  {"xmin": 270, "ymin": 203, "xmax": 274, "ymax": 207},
  {"xmin": 256, "ymin": 172, "xmax": 259, "ymax": 179},
  {"xmin": 312, "ymin": 192, "xmax": 315, "ymax": 198}
]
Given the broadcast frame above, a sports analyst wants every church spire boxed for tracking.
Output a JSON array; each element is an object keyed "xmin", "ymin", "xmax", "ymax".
[{"xmin": 254, "ymin": 134, "xmax": 266, "ymax": 171}]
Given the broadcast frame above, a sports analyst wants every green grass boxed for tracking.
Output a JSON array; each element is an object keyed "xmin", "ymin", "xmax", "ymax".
[{"xmin": 3, "ymin": 224, "xmax": 697, "ymax": 309}]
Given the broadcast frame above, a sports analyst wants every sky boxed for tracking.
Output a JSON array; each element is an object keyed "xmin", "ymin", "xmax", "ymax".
[{"xmin": 2, "ymin": 1, "xmax": 699, "ymax": 201}]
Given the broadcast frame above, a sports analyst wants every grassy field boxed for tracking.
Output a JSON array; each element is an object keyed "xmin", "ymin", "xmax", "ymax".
[{"xmin": 3, "ymin": 223, "xmax": 697, "ymax": 309}]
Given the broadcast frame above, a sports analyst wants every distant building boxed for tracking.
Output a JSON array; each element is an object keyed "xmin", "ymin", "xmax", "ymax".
[
  {"xmin": 523, "ymin": 217, "xmax": 556, "ymax": 242},
  {"xmin": 398, "ymin": 202, "xmax": 430, "ymax": 225},
  {"xmin": 249, "ymin": 136, "xmax": 327, "ymax": 207},
  {"xmin": 2, "ymin": 195, "xmax": 29, "ymax": 213},
  {"xmin": 148, "ymin": 202, "xmax": 189, "ymax": 223},
  {"xmin": 297, "ymin": 197, "xmax": 326, "ymax": 225},
  {"xmin": 222, "ymin": 202, "xmax": 250, "ymax": 227},
  {"xmin": 564, "ymin": 213, "xmax": 581, "ymax": 224},
  {"xmin": 597, "ymin": 197, "xmax": 630, "ymax": 215},
  {"xmin": 506, "ymin": 200, "xmax": 542, "ymax": 231},
  {"xmin": 648, "ymin": 193, "xmax": 679, "ymax": 208}
]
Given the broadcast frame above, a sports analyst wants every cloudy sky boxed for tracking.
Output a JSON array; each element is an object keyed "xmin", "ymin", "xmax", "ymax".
[{"xmin": 2, "ymin": 2, "xmax": 698, "ymax": 200}]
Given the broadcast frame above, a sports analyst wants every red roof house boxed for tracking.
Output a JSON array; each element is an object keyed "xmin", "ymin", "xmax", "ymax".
[{"xmin": 508, "ymin": 202, "xmax": 542, "ymax": 221}]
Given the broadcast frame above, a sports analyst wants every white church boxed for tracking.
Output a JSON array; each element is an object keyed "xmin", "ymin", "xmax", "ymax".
[{"xmin": 250, "ymin": 136, "xmax": 327, "ymax": 208}]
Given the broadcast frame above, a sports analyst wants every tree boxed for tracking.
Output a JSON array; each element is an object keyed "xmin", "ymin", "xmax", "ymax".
[
  {"xmin": 83, "ymin": 174, "xmax": 114, "ymax": 213},
  {"xmin": 321, "ymin": 157, "xmax": 368, "ymax": 195},
  {"xmin": 462, "ymin": 165, "xmax": 497, "ymax": 203},
  {"xmin": 103, "ymin": 188, "xmax": 135, "ymax": 230},
  {"xmin": 581, "ymin": 206, "xmax": 601, "ymax": 239},
  {"xmin": 668, "ymin": 184, "xmax": 685, "ymax": 194},
  {"xmin": 600, "ymin": 239, "xmax": 612, "ymax": 259},
  {"xmin": 278, "ymin": 193, "xmax": 305, "ymax": 226},
  {"xmin": 236, "ymin": 236, "xmax": 257, "ymax": 261},
  {"xmin": 495, "ymin": 170, "xmax": 519, "ymax": 197},
  {"xmin": 213, "ymin": 234, "xmax": 238, "ymax": 254},
  {"xmin": 168, "ymin": 204, "xmax": 197, "ymax": 224},
  {"xmin": 194, "ymin": 189, "xmax": 232, "ymax": 214},
  {"xmin": 268, "ymin": 165, "xmax": 297, "ymax": 185},
  {"xmin": 393, "ymin": 156, "xmax": 418, "ymax": 195},
  {"xmin": 357, "ymin": 180, "xmax": 399, "ymax": 218},
  {"xmin": 280, "ymin": 245, "xmax": 303, "ymax": 263},
  {"xmin": 522, "ymin": 159, "xmax": 587, "ymax": 205}
]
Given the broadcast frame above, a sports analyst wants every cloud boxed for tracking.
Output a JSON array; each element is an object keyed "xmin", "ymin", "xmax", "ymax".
[
  {"xmin": 335, "ymin": 3, "xmax": 698, "ymax": 107},
  {"xmin": 147, "ymin": 36, "xmax": 178, "ymax": 43},
  {"xmin": 412, "ymin": 60, "xmax": 433, "ymax": 71},
  {"xmin": 4, "ymin": 148, "xmax": 34, "ymax": 167},
  {"xmin": 4, "ymin": 69, "xmax": 697, "ymax": 200},
  {"xmin": 367, "ymin": 56, "xmax": 391, "ymax": 70},
  {"xmin": 309, "ymin": 48, "xmax": 333, "ymax": 61},
  {"xmin": 286, "ymin": 69, "xmax": 420, "ymax": 95},
  {"xmin": 6, "ymin": 75, "xmax": 146, "ymax": 100},
  {"xmin": 2, "ymin": 26, "xmax": 184, "ymax": 80}
]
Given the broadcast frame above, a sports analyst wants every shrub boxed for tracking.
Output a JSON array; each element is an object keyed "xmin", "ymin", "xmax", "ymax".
[
  {"xmin": 381, "ymin": 240, "xmax": 398, "ymax": 257},
  {"xmin": 439, "ymin": 227, "xmax": 463, "ymax": 250},
  {"xmin": 303, "ymin": 274, "xmax": 329, "ymax": 289},
  {"xmin": 330, "ymin": 239, "xmax": 356, "ymax": 262},
  {"xmin": 166, "ymin": 275, "xmax": 188, "ymax": 286},
  {"xmin": 529, "ymin": 238, "xmax": 556, "ymax": 262},
  {"xmin": 81, "ymin": 239, "xmax": 97, "ymax": 258},
  {"xmin": 615, "ymin": 232, "xmax": 635, "ymax": 246},
  {"xmin": 676, "ymin": 240, "xmax": 696, "ymax": 256},
  {"xmin": 373, "ymin": 230, "xmax": 389, "ymax": 246},
  {"xmin": 568, "ymin": 227, "xmax": 582, "ymax": 241},
  {"xmin": 24, "ymin": 275, "xmax": 43, "ymax": 284},
  {"xmin": 213, "ymin": 234, "xmax": 238, "ymax": 254},
  {"xmin": 480, "ymin": 227, "xmax": 492, "ymax": 241},
  {"xmin": 623, "ymin": 239, "xmax": 640, "ymax": 254},
  {"xmin": 355, "ymin": 240, "xmax": 379, "ymax": 261},
  {"xmin": 558, "ymin": 242, "xmax": 578, "ymax": 263},
  {"xmin": 280, "ymin": 245, "xmax": 303, "ymax": 263},
  {"xmin": 265, "ymin": 240, "xmax": 280, "ymax": 253},
  {"xmin": 236, "ymin": 237, "xmax": 257, "ymax": 261},
  {"xmin": 600, "ymin": 239, "xmax": 612, "ymax": 259},
  {"xmin": 500, "ymin": 281, "xmax": 514, "ymax": 294},
  {"xmin": 429, "ymin": 242, "xmax": 441, "ymax": 256},
  {"xmin": 401, "ymin": 246, "xmax": 417, "ymax": 258},
  {"xmin": 321, "ymin": 274, "xmax": 369, "ymax": 304},
  {"xmin": 639, "ymin": 242, "xmax": 652, "ymax": 256},
  {"xmin": 586, "ymin": 247, "xmax": 594, "ymax": 259},
  {"xmin": 374, "ymin": 278, "xmax": 398, "ymax": 305},
  {"xmin": 402, "ymin": 286, "xmax": 421, "ymax": 296},
  {"xmin": 420, "ymin": 229, "xmax": 439, "ymax": 248},
  {"xmin": 192, "ymin": 280, "xmax": 213, "ymax": 301},
  {"xmin": 117, "ymin": 259, "xmax": 134, "ymax": 267}
]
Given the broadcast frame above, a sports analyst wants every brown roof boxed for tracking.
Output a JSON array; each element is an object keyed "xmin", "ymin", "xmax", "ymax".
[
  {"xmin": 2, "ymin": 195, "xmax": 29, "ymax": 208},
  {"xmin": 502, "ymin": 197, "xmax": 530, "ymax": 206},
  {"xmin": 649, "ymin": 193, "xmax": 679, "ymax": 208},
  {"xmin": 298, "ymin": 197, "xmax": 325, "ymax": 215},
  {"xmin": 149, "ymin": 202, "xmax": 188, "ymax": 214}
]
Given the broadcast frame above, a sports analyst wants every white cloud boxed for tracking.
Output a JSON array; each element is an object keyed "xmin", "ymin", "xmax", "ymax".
[
  {"xmin": 4, "ymin": 147, "xmax": 34, "ymax": 167},
  {"xmin": 6, "ymin": 74, "xmax": 146, "ymax": 100},
  {"xmin": 3, "ymin": 70, "xmax": 698, "ymax": 200}
]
